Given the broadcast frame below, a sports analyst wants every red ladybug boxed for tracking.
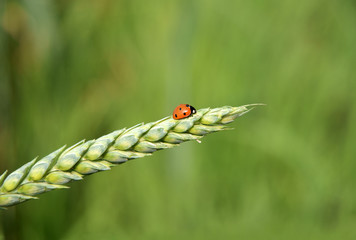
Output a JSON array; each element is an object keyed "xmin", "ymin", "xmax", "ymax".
[{"xmin": 173, "ymin": 104, "xmax": 196, "ymax": 120}]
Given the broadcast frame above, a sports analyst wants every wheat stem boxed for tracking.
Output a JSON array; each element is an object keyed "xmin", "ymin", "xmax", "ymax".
[{"xmin": 0, "ymin": 104, "xmax": 263, "ymax": 209}]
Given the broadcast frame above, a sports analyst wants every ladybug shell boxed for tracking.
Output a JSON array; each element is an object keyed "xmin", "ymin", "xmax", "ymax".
[{"xmin": 173, "ymin": 104, "xmax": 196, "ymax": 120}]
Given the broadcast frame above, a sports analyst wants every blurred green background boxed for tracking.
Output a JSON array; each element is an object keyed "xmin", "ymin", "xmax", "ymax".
[{"xmin": 1, "ymin": 0, "xmax": 356, "ymax": 239}]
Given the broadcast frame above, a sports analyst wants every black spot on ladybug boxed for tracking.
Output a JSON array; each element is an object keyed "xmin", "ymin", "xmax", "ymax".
[
  {"xmin": 183, "ymin": 112, "xmax": 186, "ymax": 115},
  {"xmin": 175, "ymin": 114, "xmax": 177, "ymax": 118},
  {"xmin": 186, "ymin": 104, "xmax": 189, "ymax": 107},
  {"xmin": 179, "ymin": 108, "xmax": 181, "ymax": 110}
]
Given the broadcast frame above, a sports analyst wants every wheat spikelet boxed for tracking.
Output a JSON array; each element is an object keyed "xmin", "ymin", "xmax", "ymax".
[{"xmin": 0, "ymin": 104, "xmax": 262, "ymax": 209}]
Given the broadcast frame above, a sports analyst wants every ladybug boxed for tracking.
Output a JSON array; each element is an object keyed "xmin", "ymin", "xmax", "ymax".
[{"xmin": 173, "ymin": 104, "xmax": 196, "ymax": 120}]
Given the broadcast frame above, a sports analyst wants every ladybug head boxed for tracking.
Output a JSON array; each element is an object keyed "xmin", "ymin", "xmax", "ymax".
[{"xmin": 189, "ymin": 105, "xmax": 196, "ymax": 114}]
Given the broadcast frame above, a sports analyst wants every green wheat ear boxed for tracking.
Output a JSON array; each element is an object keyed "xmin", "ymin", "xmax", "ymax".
[{"xmin": 0, "ymin": 104, "xmax": 263, "ymax": 209}]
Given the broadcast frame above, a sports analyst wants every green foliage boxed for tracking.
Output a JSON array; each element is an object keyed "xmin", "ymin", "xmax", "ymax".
[
  {"xmin": 0, "ymin": 105, "xmax": 258, "ymax": 208},
  {"xmin": 1, "ymin": 0, "xmax": 356, "ymax": 239}
]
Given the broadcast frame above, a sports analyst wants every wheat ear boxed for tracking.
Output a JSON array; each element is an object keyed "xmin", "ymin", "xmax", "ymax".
[{"xmin": 0, "ymin": 104, "xmax": 262, "ymax": 209}]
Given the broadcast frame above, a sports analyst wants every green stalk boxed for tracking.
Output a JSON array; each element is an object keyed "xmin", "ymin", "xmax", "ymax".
[{"xmin": 0, "ymin": 104, "xmax": 262, "ymax": 209}]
